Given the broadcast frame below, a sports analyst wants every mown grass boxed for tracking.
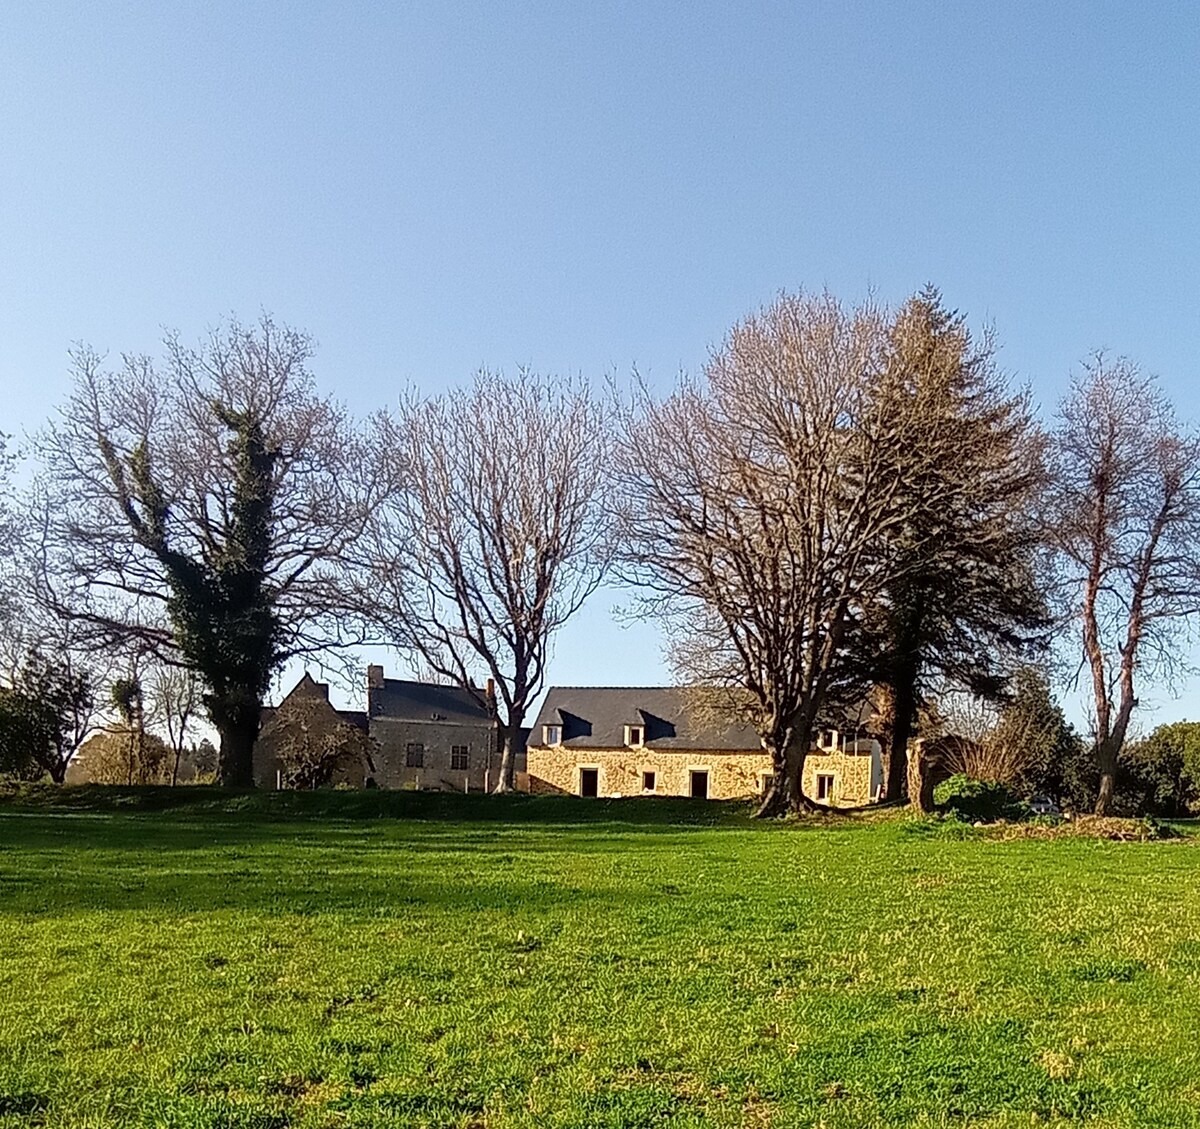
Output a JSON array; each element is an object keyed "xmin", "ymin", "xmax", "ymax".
[{"xmin": 1, "ymin": 788, "xmax": 1199, "ymax": 1127}]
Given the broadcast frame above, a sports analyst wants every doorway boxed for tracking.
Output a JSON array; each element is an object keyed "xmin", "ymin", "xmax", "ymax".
[
  {"xmin": 689, "ymin": 769, "xmax": 709, "ymax": 799},
  {"xmin": 579, "ymin": 768, "xmax": 599, "ymax": 797}
]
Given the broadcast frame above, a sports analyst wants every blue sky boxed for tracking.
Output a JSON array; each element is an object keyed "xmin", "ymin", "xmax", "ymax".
[{"xmin": 2, "ymin": 2, "xmax": 1198, "ymax": 724}]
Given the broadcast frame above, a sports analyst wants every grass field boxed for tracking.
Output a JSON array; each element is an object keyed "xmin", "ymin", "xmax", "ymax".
[{"xmin": 2, "ymin": 789, "xmax": 1200, "ymax": 1128}]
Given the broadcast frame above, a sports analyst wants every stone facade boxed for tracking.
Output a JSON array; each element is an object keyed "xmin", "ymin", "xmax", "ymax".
[
  {"xmin": 370, "ymin": 716, "xmax": 499, "ymax": 792},
  {"xmin": 525, "ymin": 686, "xmax": 884, "ymax": 805},
  {"xmin": 801, "ymin": 740, "xmax": 884, "ymax": 807},
  {"xmin": 526, "ymin": 745, "xmax": 773, "ymax": 799},
  {"xmin": 526, "ymin": 740, "xmax": 882, "ymax": 804}
]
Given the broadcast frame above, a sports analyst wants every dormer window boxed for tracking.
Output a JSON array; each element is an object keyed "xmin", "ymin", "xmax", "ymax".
[
  {"xmin": 544, "ymin": 724, "xmax": 562, "ymax": 746},
  {"xmin": 624, "ymin": 724, "xmax": 644, "ymax": 747},
  {"xmin": 816, "ymin": 729, "xmax": 838, "ymax": 752}
]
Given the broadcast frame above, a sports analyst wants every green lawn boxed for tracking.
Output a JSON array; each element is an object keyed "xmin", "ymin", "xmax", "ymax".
[{"xmin": 2, "ymin": 790, "xmax": 1199, "ymax": 1128}]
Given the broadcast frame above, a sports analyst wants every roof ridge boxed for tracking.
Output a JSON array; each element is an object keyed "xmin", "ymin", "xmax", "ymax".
[{"xmin": 543, "ymin": 685, "xmax": 689, "ymax": 691}]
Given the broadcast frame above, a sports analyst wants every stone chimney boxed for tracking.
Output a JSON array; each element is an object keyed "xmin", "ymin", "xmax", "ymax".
[
  {"xmin": 367, "ymin": 664, "xmax": 385, "ymax": 690},
  {"xmin": 486, "ymin": 677, "xmax": 495, "ymax": 701}
]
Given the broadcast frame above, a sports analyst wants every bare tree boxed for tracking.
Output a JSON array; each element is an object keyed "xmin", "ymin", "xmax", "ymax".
[
  {"xmin": 147, "ymin": 665, "xmax": 203, "ymax": 786},
  {"xmin": 32, "ymin": 316, "xmax": 377, "ymax": 785},
  {"xmin": 614, "ymin": 291, "xmax": 958, "ymax": 815},
  {"xmin": 1044, "ymin": 355, "xmax": 1200, "ymax": 813},
  {"xmin": 361, "ymin": 371, "xmax": 610, "ymax": 791}
]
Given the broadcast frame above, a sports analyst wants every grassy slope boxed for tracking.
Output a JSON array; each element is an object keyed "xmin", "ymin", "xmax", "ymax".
[{"xmin": 1, "ymin": 790, "xmax": 1199, "ymax": 1128}]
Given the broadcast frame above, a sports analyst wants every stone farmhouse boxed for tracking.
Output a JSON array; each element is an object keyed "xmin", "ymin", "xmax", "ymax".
[
  {"xmin": 254, "ymin": 665, "xmax": 508, "ymax": 791},
  {"xmin": 525, "ymin": 686, "xmax": 884, "ymax": 807}
]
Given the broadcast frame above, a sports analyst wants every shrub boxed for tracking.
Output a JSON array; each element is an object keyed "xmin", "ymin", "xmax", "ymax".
[{"xmin": 933, "ymin": 774, "xmax": 1029, "ymax": 823}]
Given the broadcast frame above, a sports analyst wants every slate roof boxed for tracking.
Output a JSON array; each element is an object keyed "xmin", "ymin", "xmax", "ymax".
[
  {"xmin": 529, "ymin": 687, "xmax": 881, "ymax": 752},
  {"xmin": 368, "ymin": 677, "xmax": 493, "ymax": 726},
  {"xmin": 528, "ymin": 687, "xmax": 762, "ymax": 751}
]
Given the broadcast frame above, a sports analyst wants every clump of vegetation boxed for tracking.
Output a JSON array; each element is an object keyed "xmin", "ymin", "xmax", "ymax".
[
  {"xmin": 933, "ymin": 773, "xmax": 1028, "ymax": 822},
  {"xmin": 996, "ymin": 814, "xmax": 1181, "ymax": 842}
]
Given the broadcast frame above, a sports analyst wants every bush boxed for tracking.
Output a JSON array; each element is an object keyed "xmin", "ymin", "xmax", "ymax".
[{"xmin": 933, "ymin": 774, "xmax": 1029, "ymax": 823}]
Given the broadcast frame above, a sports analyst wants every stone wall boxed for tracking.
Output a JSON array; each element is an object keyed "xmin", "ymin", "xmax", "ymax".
[
  {"xmin": 526, "ymin": 746, "xmax": 773, "ymax": 799},
  {"xmin": 371, "ymin": 718, "xmax": 499, "ymax": 791},
  {"xmin": 802, "ymin": 744, "xmax": 883, "ymax": 807},
  {"xmin": 528, "ymin": 740, "xmax": 883, "ymax": 805}
]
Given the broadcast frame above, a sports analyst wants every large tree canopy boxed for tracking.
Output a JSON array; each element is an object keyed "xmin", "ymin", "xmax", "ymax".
[
  {"xmin": 33, "ymin": 317, "xmax": 376, "ymax": 784},
  {"xmin": 614, "ymin": 291, "xmax": 958, "ymax": 814},
  {"xmin": 869, "ymin": 287, "xmax": 1048, "ymax": 803}
]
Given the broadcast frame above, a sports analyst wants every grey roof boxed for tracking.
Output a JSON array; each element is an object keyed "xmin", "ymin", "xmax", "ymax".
[
  {"xmin": 528, "ymin": 687, "xmax": 763, "ymax": 752},
  {"xmin": 368, "ymin": 678, "xmax": 493, "ymax": 726}
]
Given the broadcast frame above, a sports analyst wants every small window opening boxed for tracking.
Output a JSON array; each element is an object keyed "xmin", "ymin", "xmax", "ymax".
[
  {"xmin": 406, "ymin": 742, "xmax": 424, "ymax": 768},
  {"xmin": 642, "ymin": 771, "xmax": 656, "ymax": 792},
  {"xmin": 625, "ymin": 724, "xmax": 644, "ymax": 747},
  {"xmin": 544, "ymin": 724, "xmax": 562, "ymax": 746},
  {"xmin": 816, "ymin": 773, "xmax": 835, "ymax": 801}
]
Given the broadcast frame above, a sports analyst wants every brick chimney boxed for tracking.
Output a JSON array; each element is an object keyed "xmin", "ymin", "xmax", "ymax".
[{"xmin": 486, "ymin": 677, "xmax": 495, "ymax": 701}]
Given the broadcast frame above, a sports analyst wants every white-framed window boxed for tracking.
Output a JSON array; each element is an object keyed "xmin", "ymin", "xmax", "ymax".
[
  {"xmin": 625, "ymin": 724, "xmax": 644, "ymax": 747},
  {"xmin": 816, "ymin": 729, "xmax": 838, "ymax": 752},
  {"xmin": 642, "ymin": 770, "xmax": 656, "ymax": 792},
  {"xmin": 816, "ymin": 773, "xmax": 835, "ymax": 801},
  {"xmin": 758, "ymin": 771, "xmax": 773, "ymax": 795},
  {"xmin": 450, "ymin": 745, "xmax": 469, "ymax": 770},
  {"xmin": 544, "ymin": 724, "xmax": 562, "ymax": 746}
]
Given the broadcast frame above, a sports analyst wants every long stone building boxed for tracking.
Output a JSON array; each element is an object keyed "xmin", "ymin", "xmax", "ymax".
[{"xmin": 524, "ymin": 686, "xmax": 884, "ymax": 806}]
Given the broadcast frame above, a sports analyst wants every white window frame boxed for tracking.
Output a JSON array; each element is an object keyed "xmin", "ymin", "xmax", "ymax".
[
  {"xmin": 625, "ymin": 724, "xmax": 644, "ymax": 748},
  {"xmin": 544, "ymin": 724, "xmax": 562, "ymax": 746},
  {"xmin": 816, "ymin": 729, "xmax": 839, "ymax": 752},
  {"xmin": 641, "ymin": 769, "xmax": 657, "ymax": 792},
  {"xmin": 816, "ymin": 772, "xmax": 835, "ymax": 801}
]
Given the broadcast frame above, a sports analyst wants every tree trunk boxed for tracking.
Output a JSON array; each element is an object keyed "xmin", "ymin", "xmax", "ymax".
[
  {"xmin": 1094, "ymin": 736, "xmax": 1119, "ymax": 815},
  {"xmin": 884, "ymin": 663, "xmax": 918, "ymax": 804},
  {"xmin": 212, "ymin": 693, "xmax": 262, "ymax": 787},
  {"xmin": 493, "ymin": 719, "xmax": 523, "ymax": 793},
  {"xmin": 218, "ymin": 725, "xmax": 257, "ymax": 787},
  {"xmin": 754, "ymin": 727, "xmax": 820, "ymax": 817}
]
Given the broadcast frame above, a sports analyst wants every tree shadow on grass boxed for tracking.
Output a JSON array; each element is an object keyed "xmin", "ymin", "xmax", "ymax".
[
  {"xmin": 0, "ymin": 810, "xmax": 707, "ymax": 917},
  {"xmin": 0, "ymin": 783, "xmax": 760, "ymax": 827}
]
